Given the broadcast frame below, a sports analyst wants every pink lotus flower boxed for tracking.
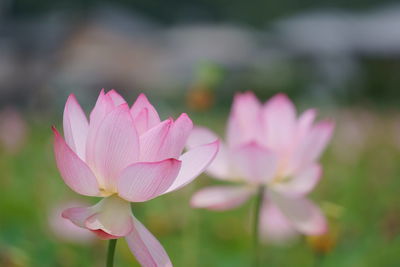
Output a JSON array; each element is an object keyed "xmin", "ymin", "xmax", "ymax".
[
  {"xmin": 52, "ymin": 90, "xmax": 219, "ymax": 266},
  {"xmin": 189, "ymin": 92, "xmax": 334, "ymax": 243}
]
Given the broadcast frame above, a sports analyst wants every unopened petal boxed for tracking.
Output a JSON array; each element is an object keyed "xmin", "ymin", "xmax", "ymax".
[
  {"xmin": 52, "ymin": 127, "xmax": 99, "ymax": 196},
  {"xmin": 191, "ymin": 186, "xmax": 253, "ymax": 211},
  {"xmin": 118, "ymin": 159, "xmax": 181, "ymax": 202},
  {"xmin": 125, "ymin": 216, "xmax": 172, "ymax": 267}
]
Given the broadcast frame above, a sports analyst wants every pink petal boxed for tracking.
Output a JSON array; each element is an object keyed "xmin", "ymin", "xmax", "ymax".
[
  {"xmin": 273, "ymin": 164, "xmax": 322, "ymax": 197},
  {"xmin": 291, "ymin": 120, "xmax": 334, "ymax": 171},
  {"xmin": 134, "ymin": 108, "xmax": 151, "ymax": 135},
  {"xmin": 63, "ymin": 196, "xmax": 134, "ymax": 239},
  {"xmin": 89, "ymin": 89, "xmax": 115, "ymax": 131},
  {"xmin": 227, "ymin": 92, "xmax": 262, "ymax": 148},
  {"xmin": 262, "ymin": 93, "xmax": 297, "ymax": 150},
  {"xmin": 186, "ymin": 127, "xmax": 231, "ymax": 180},
  {"xmin": 297, "ymin": 109, "xmax": 316, "ymax": 140},
  {"xmin": 163, "ymin": 140, "xmax": 220, "ymax": 194},
  {"xmin": 106, "ymin": 89, "xmax": 126, "ymax": 106},
  {"xmin": 269, "ymin": 191, "xmax": 327, "ymax": 235},
  {"xmin": 139, "ymin": 119, "xmax": 173, "ymax": 162},
  {"xmin": 52, "ymin": 127, "xmax": 99, "ymax": 196},
  {"xmin": 191, "ymin": 186, "xmax": 254, "ymax": 211},
  {"xmin": 232, "ymin": 142, "xmax": 277, "ymax": 184},
  {"xmin": 125, "ymin": 216, "xmax": 172, "ymax": 267},
  {"xmin": 131, "ymin": 93, "xmax": 161, "ymax": 132},
  {"xmin": 63, "ymin": 94, "xmax": 89, "ymax": 160},
  {"xmin": 85, "ymin": 104, "xmax": 140, "ymax": 192},
  {"xmin": 118, "ymin": 159, "xmax": 181, "ymax": 202},
  {"xmin": 259, "ymin": 199, "xmax": 298, "ymax": 244}
]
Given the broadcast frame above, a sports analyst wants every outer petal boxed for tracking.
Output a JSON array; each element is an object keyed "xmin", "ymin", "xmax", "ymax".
[
  {"xmin": 86, "ymin": 104, "xmax": 140, "ymax": 192},
  {"xmin": 191, "ymin": 186, "xmax": 254, "ymax": 211},
  {"xmin": 227, "ymin": 92, "xmax": 262, "ymax": 148},
  {"xmin": 139, "ymin": 119, "xmax": 173, "ymax": 162},
  {"xmin": 272, "ymin": 164, "xmax": 322, "ymax": 197},
  {"xmin": 232, "ymin": 142, "xmax": 277, "ymax": 184},
  {"xmin": 52, "ymin": 127, "xmax": 99, "ymax": 196},
  {"xmin": 63, "ymin": 196, "xmax": 134, "ymax": 239},
  {"xmin": 269, "ymin": 191, "xmax": 327, "ymax": 235},
  {"xmin": 291, "ymin": 120, "xmax": 334, "ymax": 171},
  {"xmin": 63, "ymin": 94, "xmax": 89, "ymax": 160},
  {"xmin": 262, "ymin": 93, "xmax": 297, "ymax": 150},
  {"xmin": 163, "ymin": 140, "xmax": 220, "ymax": 194},
  {"xmin": 118, "ymin": 159, "xmax": 181, "ymax": 202},
  {"xmin": 259, "ymin": 199, "xmax": 298, "ymax": 244},
  {"xmin": 126, "ymin": 216, "xmax": 172, "ymax": 267},
  {"xmin": 186, "ymin": 127, "xmax": 231, "ymax": 180},
  {"xmin": 131, "ymin": 93, "xmax": 161, "ymax": 133}
]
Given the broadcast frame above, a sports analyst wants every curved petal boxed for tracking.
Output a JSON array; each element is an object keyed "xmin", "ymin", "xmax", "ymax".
[
  {"xmin": 63, "ymin": 94, "xmax": 89, "ymax": 160},
  {"xmin": 269, "ymin": 191, "xmax": 327, "ymax": 235},
  {"xmin": 163, "ymin": 140, "xmax": 220, "ymax": 194},
  {"xmin": 131, "ymin": 93, "xmax": 160, "ymax": 133},
  {"xmin": 126, "ymin": 216, "xmax": 172, "ymax": 267},
  {"xmin": 63, "ymin": 196, "xmax": 134, "ymax": 239},
  {"xmin": 85, "ymin": 196, "xmax": 133, "ymax": 238},
  {"xmin": 227, "ymin": 91, "xmax": 262, "ymax": 148},
  {"xmin": 262, "ymin": 93, "xmax": 297, "ymax": 150},
  {"xmin": 272, "ymin": 164, "xmax": 322, "ymax": 197},
  {"xmin": 186, "ymin": 127, "xmax": 231, "ymax": 180},
  {"xmin": 139, "ymin": 119, "xmax": 172, "ymax": 162},
  {"xmin": 191, "ymin": 186, "xmax": 254, "ymax": 211},
  {"xmin": 52, "ymin": 127, "xmax": 99, "ymax": 196},
  {"xmin": 86, "ymin": 104, "xmax": 140, "ymax": 192},
  {"xmin": 259, "ymin": 199, "xmax": 298, "ymax": 244},
  {"xmin": 118, "ymin": 159, "xmax": 181, "ymax": 202},
  {"xmin": 232, "ymin": 142, "xmax": 278, "ymax": 184},
  {"xmin": 291, "ymin": 120, "xmax": 334, "ymax": 171}
]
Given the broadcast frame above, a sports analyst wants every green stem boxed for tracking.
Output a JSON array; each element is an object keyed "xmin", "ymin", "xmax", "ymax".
[
  {"xmin": 253, "ymin": 185, "xmax": 265, "ymax": 267},
  {"xmin": 106, "ymin": 239, "xmax": 118, "ymax": 267}
]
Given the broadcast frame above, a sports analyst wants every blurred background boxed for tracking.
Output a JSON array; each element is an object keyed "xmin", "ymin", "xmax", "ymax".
[{"xmin": 1, "ymin": 0, "xmax": 400, "ymax": 266}]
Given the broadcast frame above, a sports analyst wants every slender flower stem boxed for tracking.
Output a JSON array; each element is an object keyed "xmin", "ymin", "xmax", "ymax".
[
  {"xmin": 252, "ymin": 185, "xmax": 265, "ymax": 267},
  {"xmin": 106, "ymin": 239, "xmax": 118, "ymax": 267}
]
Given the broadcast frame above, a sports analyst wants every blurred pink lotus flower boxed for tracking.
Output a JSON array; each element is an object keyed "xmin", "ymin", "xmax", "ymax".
[
  {"xmin": 48, "ymin": 201, "xmax": 96, "ymax": 244},
  {"xmin": 189, "ymin": 92, "xmax": 334, "ymax": 243},
  {"xmin": 52, "ymin": 89, "xmax": 219, "ymax": 266}
]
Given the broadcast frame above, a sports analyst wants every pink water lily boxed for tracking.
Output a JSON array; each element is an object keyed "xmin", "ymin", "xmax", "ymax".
[
  {"xmin": 189, "ymin": 92, "xmax": 334, "ymax": 243},
  {"xmin": 53, "ymin": 89, "xmax": 219, "ymax": 266}
]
